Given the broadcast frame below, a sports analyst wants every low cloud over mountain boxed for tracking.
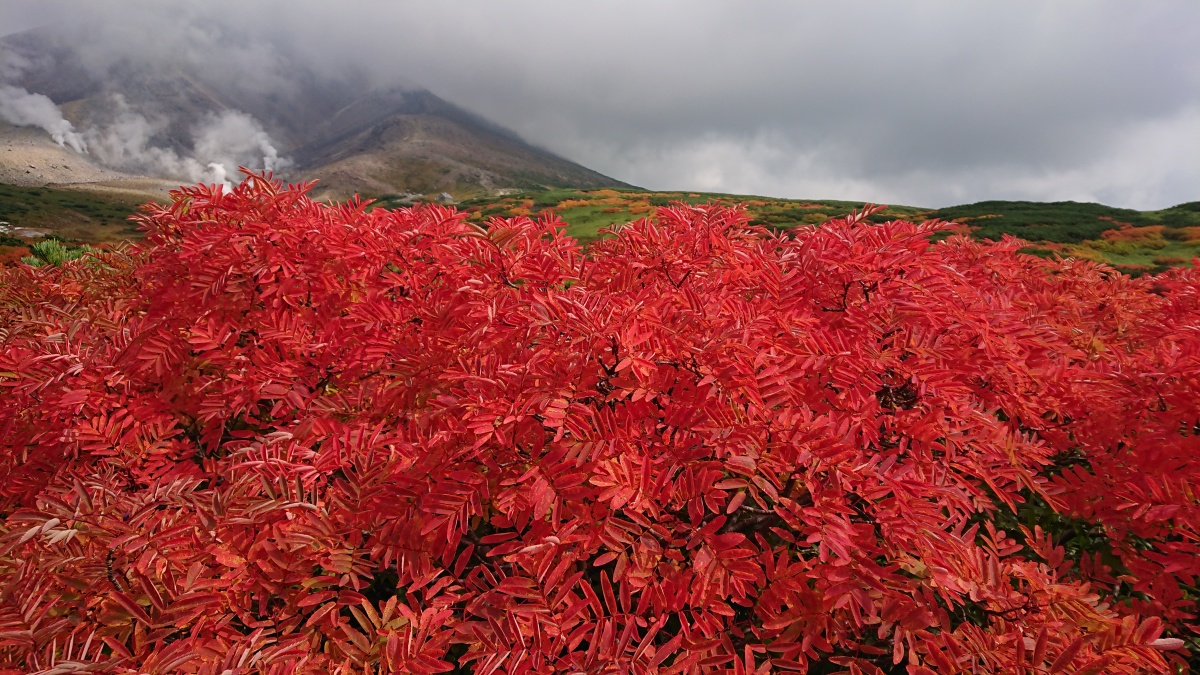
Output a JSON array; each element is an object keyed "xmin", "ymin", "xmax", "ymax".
[
  {"xmin": 2, "ymin": 1, "xmax": 1197, "ymax": 208},
  {"xmin": 0, "ymin": 18, "xmax": 626, "ymax": 197}
]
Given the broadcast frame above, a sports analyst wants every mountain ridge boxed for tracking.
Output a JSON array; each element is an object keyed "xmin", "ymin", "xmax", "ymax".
[{"xmin": 0, "ymin": 26, "xmax": 631, "ymax": 199}]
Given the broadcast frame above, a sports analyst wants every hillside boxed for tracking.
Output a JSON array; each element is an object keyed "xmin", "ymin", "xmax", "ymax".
[
  {"xmin": 447, "ymin": 189, "xmax": 1200, "ymax": 273},
  {"xmin": 289, "ymin": 89, "xmax": 629, "ymax": 199},
  {"xmin": 0, "ymin": 27, "xmax": 629, "ymax": 200}
]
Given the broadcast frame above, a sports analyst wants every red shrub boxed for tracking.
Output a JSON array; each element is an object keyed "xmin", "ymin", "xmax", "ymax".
[
  {"xmin": 1, "ymin": 175, "xmax": 1196, "ymax": 673},
  {"xmin": 0, "ymin": 245, "xmax": 30, "ymax": 266},
  {"xmin": 1154, "ymin": 256, "xmax": 1189, "ymax": 267},
  {"xmin": 1102, "ymin": 225, "xmax": 1166, "ymax": 242}
]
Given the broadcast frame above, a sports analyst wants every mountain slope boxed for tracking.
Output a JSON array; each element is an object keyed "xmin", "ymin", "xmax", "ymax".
[
  {"xmin": 292, "ymin": 90, "xmax": 627, "ymax": 198},
  {"xmin": 0, "ymin": 27, "xmax": 630, "ymax": 199}
]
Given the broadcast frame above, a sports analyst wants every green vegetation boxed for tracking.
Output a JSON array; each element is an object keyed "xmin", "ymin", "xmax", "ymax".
[
  {"xmin": 0, "ymin": 231, "xmax": 25, "ymax": 248},
  {"xmin": 20, "ymin": 239, "xmax": 98, "ymax": 267},
  {"xmin": 0, "ymin": 183, "xmax": 145, "ymax": 243},
  {"xmin": 928, "ymin": 200, "xmax": 1200, "ymax": 243},
  {"xmin": 530, "ymin": 188, "xmax": 586, "ymax": 209}
]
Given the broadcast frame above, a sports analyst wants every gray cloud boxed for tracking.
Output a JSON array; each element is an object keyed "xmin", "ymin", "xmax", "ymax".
[{"xmin": 3, "ymin": 0, "xmax": 1198, "ymax": 208}]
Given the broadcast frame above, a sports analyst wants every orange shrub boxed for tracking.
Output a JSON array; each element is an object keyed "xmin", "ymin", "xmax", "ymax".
[
  {"xmin": 0, "ymin": 245, "xmax": 31, "ymax": 266},
  {"xmin": 556, "ymin": 199, "xmax": 594, "ymax": 209},
  {"xmin": 1153, "ymin": 255, "xmax": 1189, "ymax": 266},
  {"xmin": 1163, "ymin": 227, "xmax": 1200, "ymax": 242},
  {"xmin": 1102, "ymin": 225, "xmax": 1165, "ymax": 242}
]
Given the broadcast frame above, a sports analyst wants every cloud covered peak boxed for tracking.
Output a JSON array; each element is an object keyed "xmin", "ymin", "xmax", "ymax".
[{"xmin": 2, "ymin": 0, "xmax": 1198, "ymax": 208}]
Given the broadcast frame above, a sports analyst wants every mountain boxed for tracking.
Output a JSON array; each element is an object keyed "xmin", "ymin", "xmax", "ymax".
[
  {"xmin": 0, "ymin": 27, "xmax": 630, "ymax": 200},
  {"xmin": 287, "ymin": 88, "xmax": 630, "ymax": 199}
]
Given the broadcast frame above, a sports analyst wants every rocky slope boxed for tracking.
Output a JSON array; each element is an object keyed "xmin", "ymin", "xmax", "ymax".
[{"xmin": 0, "ymin": 27, "xmax": 629, "ymax": 200}]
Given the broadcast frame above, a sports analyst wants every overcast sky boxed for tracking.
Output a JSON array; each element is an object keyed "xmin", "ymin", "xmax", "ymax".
[{"xmin": 3, "ymin": 0, "xmax": 1198, "ymax": 209}]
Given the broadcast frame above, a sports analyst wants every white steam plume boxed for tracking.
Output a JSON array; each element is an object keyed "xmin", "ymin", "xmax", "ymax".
[
  {"xmin": 0, "ymin": 84, "xmax": 88, "ymax": 153},
  {"xmin": 83, "ymin": 101, "xmax": 225, "ymax": 186},
  {"xmin": 84, "ymin": 97, "xmax": 289, "ymax": 189},
  {"xmin": 193, "ymin": 110, "xmax": 290, "ymax": 174}
]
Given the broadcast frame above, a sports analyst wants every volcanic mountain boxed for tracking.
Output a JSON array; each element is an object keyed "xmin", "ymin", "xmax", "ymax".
[{"xmin": 0, "ymin": 26, "xmax": 629, "ymax": 200}]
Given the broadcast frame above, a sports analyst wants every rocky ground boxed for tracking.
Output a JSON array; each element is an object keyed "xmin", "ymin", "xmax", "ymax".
[{"xmin": 0, "ymin": 123, "xmax": 176, "ymax": 199}]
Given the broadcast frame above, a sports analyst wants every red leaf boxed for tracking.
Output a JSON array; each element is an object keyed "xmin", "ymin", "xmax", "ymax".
[{"xmin": 111, "ymin": 591, "xmax": 153, "ymax": 626}]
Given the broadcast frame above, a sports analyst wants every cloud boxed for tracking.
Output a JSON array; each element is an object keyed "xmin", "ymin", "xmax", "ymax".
[
  {"xmin": 83, "ymin": 95, "xmax": 289, "ymax": 189},
  {"xmin": 3, "ymin": 0, "xmax": 1198, "ymax": 208},
  {"xmin": 193, "ymin": 110, "xmax": 289, "ymax": 175},
  {"xmin": 0, "ymin": 84, "xmax": 87, "ymax": 152},
  {"xmin": 589, "ymin": 103, "xmax": 1200, "ymax": 210},
  {"xmin": 565, "ymin": 131, "xmax": 887, "ymax": 202}
]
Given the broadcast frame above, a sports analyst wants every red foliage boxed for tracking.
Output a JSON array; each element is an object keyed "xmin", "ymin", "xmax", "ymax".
[
  {"xmin": 1, "ymin": 175, "xmax": 1197, "ymax": 673},
  {"xmin": 0, "ymin": 245, "xmax": 30, "ymax": 266},
  {"xmin": 1101, "ymin": 225, "xmax": 1166, "ymax": 243}
]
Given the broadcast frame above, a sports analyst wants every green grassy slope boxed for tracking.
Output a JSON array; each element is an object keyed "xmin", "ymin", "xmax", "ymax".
[
  {"xmin": 927, "ymin": 200, "xmax": 1200, "ymax": 243},
  {"xmin": 0, "ymin": 184, "xmax": 146, "ymax": 243}
]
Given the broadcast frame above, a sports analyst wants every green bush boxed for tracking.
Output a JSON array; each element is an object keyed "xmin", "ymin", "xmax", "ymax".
[
  {"xmin": 931, "ymin": 201, "xmax": 1152, "ymax": 244},
  {"xmin": 21, "ymin": 240, "xmax": 97, "ymax": 267}
]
